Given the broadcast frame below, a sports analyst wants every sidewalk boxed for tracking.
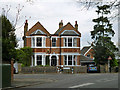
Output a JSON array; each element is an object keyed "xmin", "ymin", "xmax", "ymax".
[{"xmin": 2, "ymin": 76, "xmax": 55, "ymax": 90}]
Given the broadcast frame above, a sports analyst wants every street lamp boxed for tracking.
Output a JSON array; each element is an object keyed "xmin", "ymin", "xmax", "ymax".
[{"xmin": 108, "ymin": 56, "xmax": 112, "ymax": 72}]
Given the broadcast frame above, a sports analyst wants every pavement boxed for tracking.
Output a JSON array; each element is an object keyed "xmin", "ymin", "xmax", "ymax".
[{"xmin": 2, "ymin": 74, "xmax": 56, "ymax": 90}]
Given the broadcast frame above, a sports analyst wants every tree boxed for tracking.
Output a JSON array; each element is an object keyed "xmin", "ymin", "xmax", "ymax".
[
  {"xmin": 2, "ymin": 15, "xmax": 17, "ymax": 63},
  {"xmin": 76, "ymin": 0, "xmax": 120, "ymax": 21},
  {"xmin": 16, "ymin": 47, "xmax": 33, "ymax": 66},
  {"xmin": 91, "ymin": 5, "xmax": 118, "ymax": 67}
]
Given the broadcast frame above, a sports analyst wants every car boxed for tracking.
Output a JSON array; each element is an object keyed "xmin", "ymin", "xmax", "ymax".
[{"xmin": 87, "ymin": 64, "xmax": 97, "ymax": 73}]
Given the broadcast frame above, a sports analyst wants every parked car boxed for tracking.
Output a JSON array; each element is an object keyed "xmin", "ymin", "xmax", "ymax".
[{"xmin": 87, "ymin": 64, "xmax": 97, "ymax": 73}]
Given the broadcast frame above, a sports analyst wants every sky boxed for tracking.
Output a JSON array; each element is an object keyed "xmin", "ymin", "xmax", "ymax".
[{"xmin": 0, "ymin": 0, "xmax": 118, "ymax": 49}]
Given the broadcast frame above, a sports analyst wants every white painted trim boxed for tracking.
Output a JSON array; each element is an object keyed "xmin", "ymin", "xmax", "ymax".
[
  {"xmin": 34, "ymin": 52, "xmax": 81, "ymax": 55},
  {"xmin": 31, "ymin": 45, "xmax": 80, "ymax": 48},
  {"xmin": 84, "ymin": 46, "xmax": 92, "ymax": 56},
  {"xmin": 31, "ymin": 29, "xmax": 46, "ymax": 35},
  {"xmin": 35, "ymin": 54, "xmax": 37, "ymax": 66}
]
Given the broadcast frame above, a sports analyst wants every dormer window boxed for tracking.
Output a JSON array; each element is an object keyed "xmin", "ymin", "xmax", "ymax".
[
  {"xmin": 37, "ymin": 37, "xmax": 42, "ymax": 47},
  {"xmin": 52, "ymin": 38, "xmax": 56, "ymax": 47}
]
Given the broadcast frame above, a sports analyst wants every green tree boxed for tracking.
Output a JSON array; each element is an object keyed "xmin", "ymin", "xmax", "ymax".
[
  {"xmin": 2, "ymin": 15, "xmax": 17, "ymax": 63},
  {"xmin": 91, "ymin": 5, "xmax": 118, "ymax": 67},
  {"xmin": 16, "ymin": 47, "xmax": 33, "ymax": 66}
]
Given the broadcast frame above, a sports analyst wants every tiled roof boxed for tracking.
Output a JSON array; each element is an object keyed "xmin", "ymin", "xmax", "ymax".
[
  {"xmin": 80, "ymin": 55, "xmax": 93, "ymax": 61},
  {"xmin": 54, "ymin": 27, "xmax": 64, "ymax": 35},
  {"xmin": 81, "ymin": 46, "xmax": 91, "ymax": 55},
  {"xmin": 61, "ymin": 30, "xmax": 79, "ymax": 35}
]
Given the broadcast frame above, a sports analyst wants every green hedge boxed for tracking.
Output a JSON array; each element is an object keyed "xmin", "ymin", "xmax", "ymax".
[{"xmin": 2, "ymin": 64, "xmax": 11, "ymax": 88}]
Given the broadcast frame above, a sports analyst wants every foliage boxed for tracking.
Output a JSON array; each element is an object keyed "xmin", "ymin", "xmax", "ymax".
[
  {"xmin": 2, "ymin": 15, "xmax": 17, "ymax": 63},
  {"xmin": 15, "ymin": 47, "xmax": 33, "ymax": 66},
  {"xmin": 91, "ymin": 5, "xmax": 118, "ymax": 67}
]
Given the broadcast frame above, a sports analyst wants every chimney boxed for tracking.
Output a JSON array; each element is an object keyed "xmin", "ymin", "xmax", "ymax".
[
  {"xmin": 75, "ymin": 21, "xmax": 78, "ymax": 30},
  {"xmin": 23, "ymin": 20, "xmax": 28, "ymax": 47},
  {"xmin": 24, "ymin": 20, "xmax": 28, "ymax": 36},
  {"xmin": 59, "ymin": 20, "xmax": 63, "ymax": 28}
]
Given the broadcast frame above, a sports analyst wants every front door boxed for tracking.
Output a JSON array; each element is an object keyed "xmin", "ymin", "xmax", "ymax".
[{"xmin": 51, "ymin": 56, "xmax": 57, "ymax": 66}]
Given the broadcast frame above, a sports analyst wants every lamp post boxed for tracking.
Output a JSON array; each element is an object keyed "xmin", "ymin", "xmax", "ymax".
[{"xmin": 108, "ymin": 56, "xmax": 112, "ymax": 72}]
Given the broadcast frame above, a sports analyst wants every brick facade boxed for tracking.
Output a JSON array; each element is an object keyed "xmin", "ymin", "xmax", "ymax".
[{"xmin": 24, "ymin": 20, "xmax": 81, "ymax": 67}]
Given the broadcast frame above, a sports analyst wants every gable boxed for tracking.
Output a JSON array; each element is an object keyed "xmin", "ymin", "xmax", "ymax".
[
  {"xmin": 31, "ymin": 29, "xmax": 46, "ymax": 35},
  {"xmin": 56, "ymin": 22, "xmax": 81, "ymax": 36},
  {"xmin": 81, "ymin": 46, "xmax": 91, "ymax": 55},
  {"xmin": 26, "ymin": 22, "xmax": 50, "ymax": 36},
  {"xmin": 61, "ymin": 30, "xmax": 79, "ymax": 35}
]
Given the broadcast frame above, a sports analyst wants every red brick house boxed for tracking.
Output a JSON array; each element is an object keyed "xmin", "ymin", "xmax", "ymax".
[
  {"xmin": 23, "ymin": 20, "xmax": 81, "ymax": 67},
  {"xmin": 80, "ymin": 46, "xmax": 95, "ymax": 66}
]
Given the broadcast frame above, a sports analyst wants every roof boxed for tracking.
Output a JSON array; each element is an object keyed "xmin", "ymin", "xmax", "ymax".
[
  {"xmin": 81, "ymin": 46, "xmax": 91, "ymax": 55},
  {"xmin": 54, "ymin": 22, "xmax": 78, "ymax": 35},
  {"xmin": 54, "ymin": 26, "xmax": 64, "ymax": 35},
  {"xmin": 80, "ymin": 55, "xmax": 93, "ymax": 61},
  {"xmin": 61, "ymin": 30, "xmax": 79, "ymax": 35}
]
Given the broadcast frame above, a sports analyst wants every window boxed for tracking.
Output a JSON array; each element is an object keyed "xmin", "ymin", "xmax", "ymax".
[
  {"xmin": 87, "ymin": 54, "xmax": 90, "ymax": 58},
  {"xmin": 32, "ymin": 37, "xmax": 35, "ymax": 47},
  {"xmin": 68, "ymin": 38, "xmax": 72, "ymax": 47},
  {"xmin": 64, "ymin": 38, "xmax": 67, "ymax": 47},
  {"xmin": 74, "ymin": 55, "xmax": 77, "ymax": 65},
  {"xmin": 73, "ymin": 38, "xmax": 77, "ymax": 47},
  {"xmin": 37, "ymin": 37, "xmax": 42, "ymax": 47},
  {"xmin": 64, "ymin": 55, "xmax": 67, "ymax": 65},
  {"xmin": 37, "ymin": 55, "xmax": 42, "ymax": 65},
  {"xmin": 52, "ymin": 38, "xmax": 56, "ymax": 47},
  {"xmin": 43, "ymin": 37, "xmax": 46, "ymax": 47},
  {"xmin": 68, "ymin": 55, "xmax": 72, "ymax": 65}
]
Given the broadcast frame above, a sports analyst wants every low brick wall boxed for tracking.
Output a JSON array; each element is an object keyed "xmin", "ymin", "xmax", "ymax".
[
  {"xmin": 20, "ymin": 66, "xmax": 57, "ymax": 74},
  {"xmin": 63, "ymin": 66, "xmax": 87, "ymax": 74}
]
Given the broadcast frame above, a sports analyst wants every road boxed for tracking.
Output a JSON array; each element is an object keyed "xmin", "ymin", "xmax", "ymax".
[{"xmin": 14, "ymin": 73, "xmax": 118, "ymax": 89}]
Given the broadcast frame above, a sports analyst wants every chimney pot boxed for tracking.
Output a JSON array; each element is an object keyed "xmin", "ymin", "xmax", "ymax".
[
  {"xmin": 75, "ymin": 21, "xmax": 77, "ymax": 24},
  {"xmin": 25, "ymin": 20, "xmax": 28, "ymax": 23}
]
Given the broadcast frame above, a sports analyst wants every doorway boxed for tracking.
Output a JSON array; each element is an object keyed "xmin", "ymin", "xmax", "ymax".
[{"xmin": 51, "ymin": 56, "xmax": 57, "ymax": 66}]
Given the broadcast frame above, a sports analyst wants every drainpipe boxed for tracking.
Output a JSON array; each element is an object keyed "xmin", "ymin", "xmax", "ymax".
[
  {"xmin": 60, "ymin": 35, "xmax": 61, "ymax": 71},
  {"xmin": 50, "ymin": 35, "xmax": 51, "ymax": 53}
]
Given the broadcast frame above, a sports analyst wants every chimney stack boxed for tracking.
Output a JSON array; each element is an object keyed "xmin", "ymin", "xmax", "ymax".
[
  {"xmin": 24, "ymin": 20, "xmax": 28, "ymax": 35},
  {"xmin": 59, "ymin": 20, "xmax": 63, "ymax": 28},
  {"xmin": 75, "ymin": 21, "xmax": 78, "ymax": 30},
  {"xmin": 23, "ymin": 20, "xmax": 28, "ymax": 47}
]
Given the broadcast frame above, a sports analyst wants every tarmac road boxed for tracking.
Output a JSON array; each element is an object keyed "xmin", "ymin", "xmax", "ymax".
[{"xmin": 12, "ymin": 73, "xmax": 118, "ymax": 89}]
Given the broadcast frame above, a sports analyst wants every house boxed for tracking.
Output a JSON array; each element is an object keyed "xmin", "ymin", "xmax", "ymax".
[
  {"xmin": 23, "ymin": 20, "xmax": 81, "ymax": 67},
  {"xmin": 80, "ymin": 46, "xmax": 95, "ymax": 66}
]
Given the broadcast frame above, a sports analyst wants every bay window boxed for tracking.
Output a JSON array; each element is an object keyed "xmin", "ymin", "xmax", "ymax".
[
  {"xmin": 37, "ymin": 55, "xmax": 42, "ymax": 65},
  {"xmin": 64, "ymin": 55, "xmax": 67, "ymax": 65},
  {"xmin": 68, "ymin": 38, "xmax": 72, "ymax": 47},
  {"xmin": 68, "ymin": 55, "xmax": 72, "ymax": 65},
  {"xmin": 73, "ymin": 38, "xmax": 77, "ymax": 47},
  {"xmin": 37, "ymin": 37, "xmax": 42, "ymax": 47}
]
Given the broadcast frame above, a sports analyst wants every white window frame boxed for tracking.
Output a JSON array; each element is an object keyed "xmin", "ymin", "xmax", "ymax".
[
  {"xmin": 52, "ymin": 38, "xmax": 56, "ymax": 47},
  {"xmin": 64, "ymin": 55, "xmax": 67, "ymax": 65},
  {"xmin": 73, "ymin": 38, "xmax": 77, "ymax": 47},
  {"xmin": 37, "ymin": 55, "xmax": 42, "ymax": 65},
  {"xmin": 68, "ymin": 38, "xmax": 72, "ymax": 47}
]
